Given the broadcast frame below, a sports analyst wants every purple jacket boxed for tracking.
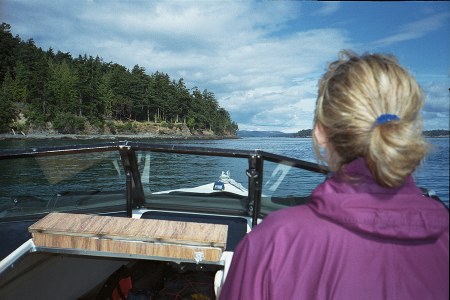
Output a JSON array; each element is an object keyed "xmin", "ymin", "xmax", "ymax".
[{"xmin": 219, "ymin": 158, "xmax": 449, "ymax": 299}]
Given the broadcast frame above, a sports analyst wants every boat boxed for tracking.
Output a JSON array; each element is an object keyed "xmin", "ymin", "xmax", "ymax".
[{"xmin": 0, "ymin": 141, "xmax": 443, "ymax": 299}]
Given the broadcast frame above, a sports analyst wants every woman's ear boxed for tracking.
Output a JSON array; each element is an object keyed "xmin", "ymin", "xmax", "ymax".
[{"xmin": 313, "ymin": 123, "xmax": 328, "ymax": 148}]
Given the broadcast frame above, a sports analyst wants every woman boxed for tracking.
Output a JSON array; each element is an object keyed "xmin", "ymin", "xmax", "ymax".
[{"xmin": 219, "ymin": 51, "xmax": 449, "ymax": 299}]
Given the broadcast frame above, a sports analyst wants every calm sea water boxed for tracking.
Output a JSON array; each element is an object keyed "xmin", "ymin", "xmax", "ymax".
[{"xmin": 0, "ymin": 137, "xmax": 448, "ymax": 206}]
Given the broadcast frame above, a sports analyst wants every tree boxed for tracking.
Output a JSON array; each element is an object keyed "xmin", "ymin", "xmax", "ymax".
[
  {"xmin": 0, "ymin": 72, "xmax": 18, "ymax": 132},
  {"xmin": 74, "ymin": 55, "xmax": 103, "ymax": 122},
  {"xmin": 12, "ymin": 62, "xmax": 30, "ymax": 104},
  {"xmin": 46, "ymin": 60, "xmax": 79, "ymax": 118},
  {"xmin": 187, "ymin": 88, "xmax": 206, "ymax": 129},
  {"xmin": 175, "ymin": 78, "xmax": 191, "ymax": 124},
  {"xmin": 98, "ymin": 71, "xmax": 115, "ymax": 119},
  {"xmin": 15, "ymin": 39, "xmax": 49, "ymax": 125},
  {"xmin": 108, "ymin": 64, "xmax": 133, "ymax": 120},
  {"xmin": 130, "ymin": 65, "xmax": 150, "ymax": 121},
  {"xmin": 0, "ymin": 23, "xmax": 19, "ymax": 84},
  {"xmin": 150, "ymin": 71, "xmax": 175, "ymax": 122},
  {"xmin": 202, "ymin": 89, "xmax": 219, "ymax": 130}
]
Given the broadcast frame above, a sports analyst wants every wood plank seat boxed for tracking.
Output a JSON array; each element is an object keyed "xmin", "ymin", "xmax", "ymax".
[
  {"xmin": 29, "ymin": 212, "xmax": 228, "ymax": 263},
  {"xmin": 140, "ymin": 211, "xmax": 247, "ymax": 251}
]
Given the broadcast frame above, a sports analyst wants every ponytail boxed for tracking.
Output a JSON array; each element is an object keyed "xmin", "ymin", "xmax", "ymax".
[{"xmin": 314, "ymin": 51, "xmax": 428, "ymax": 187}]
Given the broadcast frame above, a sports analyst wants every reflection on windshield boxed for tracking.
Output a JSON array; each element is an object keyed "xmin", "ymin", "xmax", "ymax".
[{"xmin": 36, "ymin": 154, "xmax": 110, "ymax": 184}]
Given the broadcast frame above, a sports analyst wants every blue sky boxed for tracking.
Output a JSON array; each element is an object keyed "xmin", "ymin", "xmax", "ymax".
[{"xmin": 1, "ymin": 1, "xmax": 449, "ymax": 132}]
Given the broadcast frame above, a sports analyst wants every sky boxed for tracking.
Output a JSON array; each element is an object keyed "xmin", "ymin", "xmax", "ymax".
[{"xmin": 1, "ymin": 1, "xmax": 449, "ymax": 132}]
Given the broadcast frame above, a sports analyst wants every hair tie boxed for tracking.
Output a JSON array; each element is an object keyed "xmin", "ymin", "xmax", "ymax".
[{"xmin": 374, "ymin": 114, "xmax": 400, "ymax": 126}]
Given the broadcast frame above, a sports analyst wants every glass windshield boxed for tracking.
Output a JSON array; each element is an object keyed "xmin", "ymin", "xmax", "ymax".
[
  {"xmin": 140, "ymin": 151, "xmax": 249, "ymax": 214},
  {"xmin": 139, "ymin": 150, "xmax": 326, "ymax": 216},
  {"xmin": 0, "ymin": 151, "xmax": 125, "ymax": 219},
  {"xmin": 0, "ymin": 144, "xmax": 325, "ymax": 220},
  {"xmin": 260, "ymin": 160, "xmax": 325, "ymax": 216}
]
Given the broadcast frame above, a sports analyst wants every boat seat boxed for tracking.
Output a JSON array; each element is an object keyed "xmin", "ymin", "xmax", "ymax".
[
  {"xmin": 140, "ymin": 211, "xmax": 247, "ymax": 251},
  {"xmin": 29, "ymin": 213, "xmax": 228, "ymax": 264}
]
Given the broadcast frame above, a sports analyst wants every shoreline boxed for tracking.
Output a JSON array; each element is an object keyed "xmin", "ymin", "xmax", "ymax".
[
  {"xmin": 1, "ymin": 132, "xmax": 447, "ymax": 141},
  {"xmin": 0, "ymin": 132, "xmax": 239, "ymax": 141}
]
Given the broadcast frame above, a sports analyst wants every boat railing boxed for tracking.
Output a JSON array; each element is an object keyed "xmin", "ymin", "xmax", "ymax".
[{"xmin": 0, "ymin": 141, "xmax": 327, "ymax": 227}]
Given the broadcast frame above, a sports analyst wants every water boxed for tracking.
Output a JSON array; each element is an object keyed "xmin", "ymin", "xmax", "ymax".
[
  {"xmin": 0, "ymin": 137, "xmax": 448, "ymax": 206},
  {"xmin": 414, "ymin": 138, "xmax": 449, "ymax": 204}
]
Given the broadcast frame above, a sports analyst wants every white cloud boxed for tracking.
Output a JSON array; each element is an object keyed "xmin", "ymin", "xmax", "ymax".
[
  {"xmin": 423, "ymin": 82, "xmax": 450, "ymax": 112},
  {"xmin": 313, "ymin": 2, "xmax": 341, "ymax": 16},
  {"xmin": 372, "ymin": 12, "xmax": 450, "ymax": 47},
  {"xmin": 421, "ymin": 81, "xmax": 450, "ymax": 130},
  {"xmin": 223, "ymin": 78, "xmax": 319, "ymax": 132}
]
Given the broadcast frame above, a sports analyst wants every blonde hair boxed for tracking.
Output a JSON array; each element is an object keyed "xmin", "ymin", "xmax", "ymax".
[{"xmin": 314, "ymin": 50, "xmax": 428, "ymax": 188}]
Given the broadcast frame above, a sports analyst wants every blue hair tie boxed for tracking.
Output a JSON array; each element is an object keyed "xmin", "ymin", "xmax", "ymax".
[{"xmin": 375, "ymin": 114, "xmax": 400, "ymax": 126}]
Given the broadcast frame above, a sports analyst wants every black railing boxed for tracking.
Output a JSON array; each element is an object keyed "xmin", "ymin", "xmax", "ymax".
[{"xmin": 0, "ymin": 141, "xmax": 327, "ymax": 226}]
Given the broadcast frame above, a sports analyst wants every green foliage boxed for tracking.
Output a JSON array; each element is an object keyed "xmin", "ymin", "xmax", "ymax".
[
  {"xmin": 25, "ymin": 110, "xmax": 46, "ymax": 129},
  {"xmin": 0, "ymin": 22, "xmax": 238, "ymax": 136},
  {"xmin": 295, "ymin": 129, "xmax": 313, "ymax": 138},
  {"xmin": 46, "ymin": 60, "xmax": 78, "ymax": 117},
  {"xmin": 105, "ymin": 120, "xmax": 117, "ymax": 134},
  {"xmin": 115, "ymin": 121, "xmax": 136, "ymax": 134},
  {"xmin": 52, "ymin": 112, "xmax": 86, "ymax": 134},
  {"xmin": 186, "ymin": 117, "xmax": 196, "ymax": 130},
  {"xmin": 0, "ymin": 23, "xmax": 19, "ymax": 83},
  {"xmin": 0, "ymin": 73, "xmax": 17, "ymax": 132},
  {"xmin": 11, "ymin": 121, "xmax": 28, "ymax": 133}
]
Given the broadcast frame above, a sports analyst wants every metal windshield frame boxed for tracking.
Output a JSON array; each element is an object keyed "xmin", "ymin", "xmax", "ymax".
[{"xmin": 0, "ymin": 141, "xmax": 328, "ymax": 227}]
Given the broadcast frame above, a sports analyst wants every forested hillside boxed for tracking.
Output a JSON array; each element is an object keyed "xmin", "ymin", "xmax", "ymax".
[{"xmin": 0, "ymin": 23, "xmax": 238, "ymax": 136}]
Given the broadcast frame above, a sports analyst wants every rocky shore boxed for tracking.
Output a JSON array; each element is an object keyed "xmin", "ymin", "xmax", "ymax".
[
  {"xmin": 0, "ymin": 121, "xmax": 237, "ymax": 141},
  {"xmin": 0, "ymin": 130, "xmax": 237, "ymax": 141},
  {"xmin": 0, "ymin": 132, "xmax": 236, "ymax": 141}
]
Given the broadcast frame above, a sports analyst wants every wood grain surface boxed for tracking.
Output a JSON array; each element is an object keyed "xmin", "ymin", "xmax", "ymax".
[{"xmin": 29, "ymin": 212, "xmax": 228, "ymax": 262}]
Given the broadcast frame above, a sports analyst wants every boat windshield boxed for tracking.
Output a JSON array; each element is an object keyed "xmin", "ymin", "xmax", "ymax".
[{"xmin": 0, "ymin": 142, "xmax": 327, "ymax": 222}]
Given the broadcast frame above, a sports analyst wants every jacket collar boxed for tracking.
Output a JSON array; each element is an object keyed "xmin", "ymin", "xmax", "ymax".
[{"xmin": 310, "ymin": 158, "xmax": 449, "ymax": 240}]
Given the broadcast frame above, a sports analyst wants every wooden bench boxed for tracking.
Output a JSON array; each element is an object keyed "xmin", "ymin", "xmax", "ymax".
[{"xmin": 29, "ymin": 212, "xmax": 228, "ymax": 263}]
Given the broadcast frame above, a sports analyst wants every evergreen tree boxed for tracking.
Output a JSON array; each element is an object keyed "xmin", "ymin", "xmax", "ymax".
[
  {"xmin": 130, "ymin": 65, "xmax": 149, "ymax": 121},
  {"xmin": 0, "ymin": 72, "xmax": 18, "ymax": 131},
  {"xmin": 98, "ymin": 71, "xmax": 115, "ymax": 119},
  {"xmin": 108, "ymin": 63, "xmax": 133, "ymax": 120},
  {"xmin": 46, "ymin": 60, "xmax": 79, "ymax": 118},
  {"xmin": 0, "ymin": 23, "xmax": 19, "ymax": 84},
  {"xmin": 15, "ymin": 39, "xmax": 49, "ymax": 126},
  {"xmin": 175, "ymin": 78, "xmax": 191, "ymax": 124},
  {"xmin": 74, "ymin": 55, "xmax": 103, "ymax": 123}
]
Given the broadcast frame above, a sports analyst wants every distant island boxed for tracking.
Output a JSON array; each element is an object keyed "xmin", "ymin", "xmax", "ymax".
[
  {"xmin": 422, "ymin": 130, "xmax": 450, "ymax": 138},
  {"xmin": 237, "ymin": 130, "xmax": 297, "ymax": 138},
  {"xmin": 237, "ymin": 130, "xmax": 310, "ymax": 138},
  {"xmin": 237, "ymin": 129, "xmax": 449, "ymax": 138}
]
